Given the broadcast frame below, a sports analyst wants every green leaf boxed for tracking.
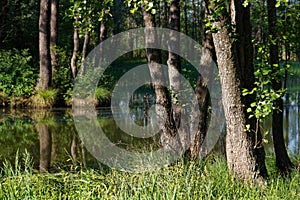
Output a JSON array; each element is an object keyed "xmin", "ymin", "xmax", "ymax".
[
  {"xmin": 246, "ymin": 124, "xmax": 250, "ymax": 131},
  {"xmin": 151, "ymin": 8, "xmax": 156, "ymax": 15}
]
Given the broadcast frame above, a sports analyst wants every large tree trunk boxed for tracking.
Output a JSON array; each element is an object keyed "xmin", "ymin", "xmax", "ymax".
[
  {"xmin": 50, "ymin": 0, "xmax": 58, "ymax": 79},
  {"xmin": 38, "ymin": 0, "xmax": 52, "ymax": 90},
  {"xmin": 71, "ymin": 17, "xmax": 79, "ymax": 79},
  {"xmin": 208, "ymin": 0, "xmax": 267, "ymax": 183},
  {"xmin": 233, "ymin": 0, "xmax": 268, "ymax": 177},
  {"xmin": 267, "ymin": 0, "xmax": 293, "ymax": 174}
]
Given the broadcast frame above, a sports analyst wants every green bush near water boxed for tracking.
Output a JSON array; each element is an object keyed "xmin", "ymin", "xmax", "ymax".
[{"xmin": 0, "ymin": 153, "xmax": 299, "ymax": 199}]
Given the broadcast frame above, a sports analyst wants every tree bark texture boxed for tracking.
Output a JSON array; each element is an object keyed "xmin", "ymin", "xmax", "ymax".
[
  {"xmin": 142, "ymin": 3, "xmax": 179, "ymax": 152},
  {"xmin": 207, "ymin": 0, "xmax": 267, "ymax": 183},
  {"xmin": 168, "ymin": 0, "xmax": 181, "ymax": 129},
  {"xmin": 38, "ymin": 0, "xmax": 52, "ymax": 90},
  {"xmin": 50, "ymin": 0, "xmax": 58, "ymax": 77},
  {"xmin": 232, "ymin": 0, "xmax": 268, "ymax": 177},
  {"xmin": 188, "ymin": 13, "xmax": 216, "ymax": 159}
]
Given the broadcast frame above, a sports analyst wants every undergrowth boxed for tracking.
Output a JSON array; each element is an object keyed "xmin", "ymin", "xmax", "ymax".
[{"xmin": 0, "ymin": 152, "xmax": 299, "ymax": 199}]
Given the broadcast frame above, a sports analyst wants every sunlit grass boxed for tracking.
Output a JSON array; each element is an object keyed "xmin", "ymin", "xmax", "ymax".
[{"xmin": 0, "ymin": 153, "xmax": 300, "ymax": 199}]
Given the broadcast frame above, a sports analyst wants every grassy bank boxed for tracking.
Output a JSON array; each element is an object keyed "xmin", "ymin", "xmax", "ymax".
[{"xmin": 0, "ymin": 154, "xmax": 299, "ymax": 199}]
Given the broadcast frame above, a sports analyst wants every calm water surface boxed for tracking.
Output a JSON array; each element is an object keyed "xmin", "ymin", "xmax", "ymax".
[{"xmin": 0, "ymin": 102, "xmax": 299, "ymax": 169}]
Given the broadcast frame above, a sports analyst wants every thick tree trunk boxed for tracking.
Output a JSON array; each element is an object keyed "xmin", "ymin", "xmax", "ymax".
[
  {"xmin": 267, "ymin": 0, "xmax": 293, "ymax": 174},
  {"xmin": 233, "ymin": 0, "xmax": 268, "ymax": 176},
  {"xmin": 71, "ymin": 17, "xmax": 79, "ymax": 79},
  {"xmin": 50, "ymin": 0, "xmax": 58, "ymax": 79},
  {"xmin": 38, "ymin": 0, "xmax": 52, "ymax": 90},
  {"xmin": 208, "ymin": 0, "xmax": 267, "ymax": 183}
]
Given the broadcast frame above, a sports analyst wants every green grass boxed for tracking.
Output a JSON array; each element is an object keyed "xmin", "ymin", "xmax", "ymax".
[
  {"xmin": 0, "ymin": 153, "xmax": 300, "ymax": 199},
  {"xmin": 29, "ymin": 89, "xmax": 58, "ymax": 108}
]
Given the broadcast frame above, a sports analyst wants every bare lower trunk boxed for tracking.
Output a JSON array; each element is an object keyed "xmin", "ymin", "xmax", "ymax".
[{"xmin": 38, "ymin": 0, "xmax": 51, "ymax": 90}]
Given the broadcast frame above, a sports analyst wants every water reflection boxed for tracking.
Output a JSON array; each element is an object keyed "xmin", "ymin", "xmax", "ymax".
[{"xmin": 0, "ymin": 102, "xmax": 299, "ymax": 170}]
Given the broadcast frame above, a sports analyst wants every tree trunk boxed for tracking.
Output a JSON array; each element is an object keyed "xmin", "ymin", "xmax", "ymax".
[
  {"xmin": 80, "ymin": 30, "xmax": 90, "ymax": 76},
  {"xmin": 50, "ymin": 0, "xmax": 58, "ymax": 80},
  {"xmin": 142, "ymin": 3, "xmax": 178, "ymax": 152},
  {"xmin": 233, "ymin": 0, "xmax": 268, "ymax": 177},
  {"xmin": 99, "ymin": 20, "xmax": 107, "ymax": 43},
  {"xmin": 183, "ymin": 0, "xmax": 188, "ymax": 35},
  {"xmin": 267, "ymin": 0, "xmax": 293, "ymax": 174},
  {"xmin": 38, "ymin": 0, "xmax": 52, "ymax": 90},
  {"xmin": 208, "ymin": 0, "xmax": 267, "ymax": 183},
  {"xmin": 71, "ymin": 17, "xmax": 79, "ymax": 79},
  {"xmin": 191, "ymin": 0, "xmax": 196, "ymax": 39},
  {"xmin": 168, "ymin": 0, "xmax": 181, "ymax": 128},
  {"xmin": 188, "ymin": 4, "xmax": 216, "ymax": 160}
]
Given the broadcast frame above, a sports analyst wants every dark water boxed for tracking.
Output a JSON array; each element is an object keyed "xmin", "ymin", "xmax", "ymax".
[{"xmin": 0, "ymin": 101, "xmax": 299, "ymax": 170}]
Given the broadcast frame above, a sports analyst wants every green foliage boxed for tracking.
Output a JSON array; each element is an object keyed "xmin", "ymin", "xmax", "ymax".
[
  {"xmin": 29, "ymin": 89, "xmax": 58, "ymax": 108},
  {"xmin": 126, "ymin": 0, "xmax": 157, "ymax": 15},
  {"xmin": 0, "ymin": 49, "xmax": 37, "ymax": 98},
  {"xmin": 94, "ymin": 87, "xmax": 111, "ymax": 104},
  {"xmin": 51, "ymin": 47, "xmax": 74, "ymax": 105},
  {"xmin": 242, "ymin": 40, "xmax": 288, "ymax": 142}
]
